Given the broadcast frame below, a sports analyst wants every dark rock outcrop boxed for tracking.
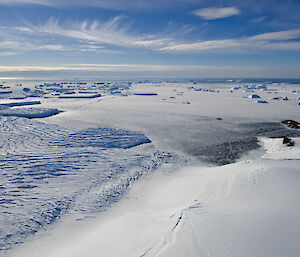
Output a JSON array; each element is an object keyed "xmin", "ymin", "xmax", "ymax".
[
  {"xmin": 270, "ymin": 136, "xmax": 295, "ymax": 147},
  {"xmin": 281, "ymin": 120, "xmax": 300, "ymax": 129}
]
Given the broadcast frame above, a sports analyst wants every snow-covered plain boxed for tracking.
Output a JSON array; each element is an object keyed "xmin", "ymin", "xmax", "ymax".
[{"xmin": 0, "ymin": 80, "xmax": 300, "ymax": 257}]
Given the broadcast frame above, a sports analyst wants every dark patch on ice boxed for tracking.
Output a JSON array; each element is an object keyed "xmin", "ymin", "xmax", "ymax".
[{"xmin": 179, "ymin": 121, "xmax": 300, "ymax": 165}]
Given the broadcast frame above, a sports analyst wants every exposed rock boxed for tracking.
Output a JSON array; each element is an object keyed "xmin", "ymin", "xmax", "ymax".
[
  {"xmin": 283, "ymin": 136, "xmax": 295, "ymax": 146},
  {"xmin": 269, "ymin": 136, "xmax": 295, "ymax": 147},
  {"xmin": 281, "ymin": 120, "xmax": 300, "ymax": 129}
]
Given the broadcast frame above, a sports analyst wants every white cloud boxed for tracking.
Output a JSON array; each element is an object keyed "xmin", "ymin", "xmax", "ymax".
[
  {"xmin": 0, "ymin": 0, "xmax": 50, "ymax": 5},
  {"xmin": 35, "ymin": 17, "xmax": 173, "ymax": 50},
  {"xmin": 1, "ymin": 16, "xmax": 300, "ymax": 56},
  {"xmin": 0, "ymin": 64, "xmax": 190, "ymax": 72},
  {"xmin": 160, "ymin": 29, "xmax": 300, "ymax": 53},
  {"xmin": 251, "ymin": 16, "xmax": 268, "ymax": 23},
  {"xmin": 160, "ymin": 39, "xmax": 245, "ymax": 52},
  {"xmin": 0, "ymin": 18, "xmax": 133, "ymax": 53},
  {"xmin": 192, "ymin": 7, "xmax": 240, "ymax": 20},
  {"xmin": 0, "ymin": 18, "xmax": 187, "ymax": 54},
  {"xmin": 0, "ymin": 40, "xmax": 22, "ymax": 49},
  {"xmin": 249, "ymin": 29, "xmax": 300, "ymax": 41},
  {"xmin": 0, "ymin": 0, "xmax": 199, "ymax": 10},
  {"xmin": 0, "ymin": 51, "xmax": 15, "ymax": 56},
  {"xmin": 0, "ymin": 39, "xmax": 66, "ymax": 52},
  {"xmin": 256, "ymin": 41, "xmax": 300, "ymax": 51},
  {"xmin": 38, "ymin": 17, "xmax": 132, "ymax": 47}
]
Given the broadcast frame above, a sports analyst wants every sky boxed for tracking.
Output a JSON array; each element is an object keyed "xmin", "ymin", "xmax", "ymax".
[{"xmin": 0, "ymin": 0, "xmax": 300, "ymax": 79}]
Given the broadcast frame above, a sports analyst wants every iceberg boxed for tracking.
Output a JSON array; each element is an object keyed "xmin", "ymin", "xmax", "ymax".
[
  {"xmin": 0, "ymin": 101, "xmax": 41, "ymax": 107},
  {"xmin": 0, "ymin": 107, "xmax": 61, "ymax": 118},
  {"xmin": 58, "ymin": 93, "xmax": 101, "ymax": 99}
]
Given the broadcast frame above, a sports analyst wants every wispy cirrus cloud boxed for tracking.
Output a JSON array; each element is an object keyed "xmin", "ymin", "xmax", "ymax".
[
  {"xmin": 160, "ymin": 39, "xmax": 245, "ymax": 52},
  {"xmin": 36, "ymin": 16, "xmax": 172, "ymax": 49},
  {"xmin": 0, "ymin": 18, "xmax": 130, "ymax": 54},
  {"xmin": 0, "ymin": 51, "xmax": 15, "ymax": 56},
  {"xmin": 0, "ymin": 16, "xmax": 174, "ymax": 55},
  {"xmin": 1, "ymin": 16, "xmax": 300, "ymax": 56},
  {"xmin": 0, "ymin": 25, "xmax": 68, "ymax": 53},
  {"xmin": 249, "ymin": 29, "xmax": 300, "ymax": 41},
  {"xmin": 0, "ymin": 0, "xmax": 200, "ymax": 10},
  {"xmin": 0, "ymin": 37, "xmax": 67, "ymax": 52},
  {"xmin": 32, "ymin": 18, "xmax": 300, "ymax": 53},
  {"xmin": 160, "ymin": 29, "xmax": 300, "ymax": 53},
  {"xmin": 192, "ymin": 7, "xmax": 241, "ymax": 20},
  {"xmin": 0, "ymin": 0, "xmax": 48, "ymax": 5},
  {"xmin": 251, "ymin": 16, "xmax": 268, "ymax": 23}
]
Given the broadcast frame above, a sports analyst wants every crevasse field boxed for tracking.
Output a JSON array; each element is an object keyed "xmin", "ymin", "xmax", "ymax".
[{"xmin": 0, "ymin": 80, "xmax": 300, "ymax": 257}]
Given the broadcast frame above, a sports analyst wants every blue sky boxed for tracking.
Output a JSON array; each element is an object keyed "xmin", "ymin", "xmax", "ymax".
[{"xmin": 0, "ymin": 0, "xmax": 300, "ymax": 79}]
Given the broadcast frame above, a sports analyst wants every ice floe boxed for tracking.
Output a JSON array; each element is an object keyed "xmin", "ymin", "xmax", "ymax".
[{"xmin": 0, "ymin": 107, "xmax": 61, "ymax": 118}]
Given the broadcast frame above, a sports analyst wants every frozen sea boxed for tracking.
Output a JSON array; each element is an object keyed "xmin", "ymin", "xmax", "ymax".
[{"xmin": 0, "ymin": 79, "xmax": 300, "ymax": 256}]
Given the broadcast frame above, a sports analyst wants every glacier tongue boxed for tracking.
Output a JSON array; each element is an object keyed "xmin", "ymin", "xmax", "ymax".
[{"xmin": 0, "ymin": 116, "xmax": 181, "ymax": 251}]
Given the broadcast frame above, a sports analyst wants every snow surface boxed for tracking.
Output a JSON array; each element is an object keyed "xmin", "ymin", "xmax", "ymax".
[
  {"xmin": 0, "ymin": 80, "xmax": 300, "ymax": 257},
  {"xmin": 5, "ymin": 137, "xmax": 300, "ymax": 257}
]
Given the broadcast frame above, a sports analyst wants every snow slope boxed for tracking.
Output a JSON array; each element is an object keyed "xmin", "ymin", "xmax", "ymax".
[{"xmin": 6, "ymin": 138, "xmax": 300, "ymax": 257}]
